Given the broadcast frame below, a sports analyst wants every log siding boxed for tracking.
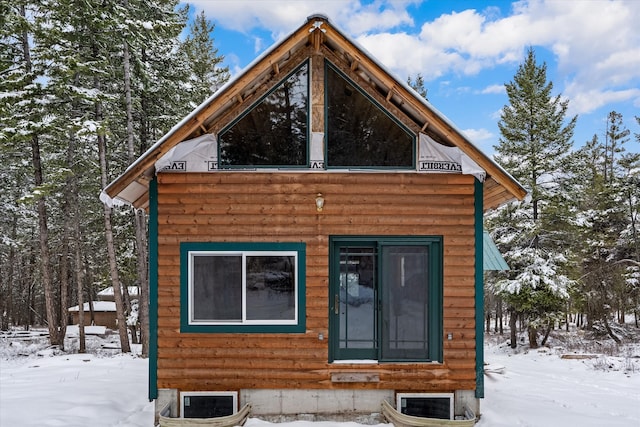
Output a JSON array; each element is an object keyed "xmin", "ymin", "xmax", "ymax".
[{"xmin": 155, "ymin": 171, "xmax": 478, "ymax": 394}]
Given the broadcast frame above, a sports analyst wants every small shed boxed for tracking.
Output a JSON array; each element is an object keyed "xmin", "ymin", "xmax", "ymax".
[
  {"xmin": 68, "ymin": 301, "xmax": 117, "ymax": 329},
  {"xmin": 102, "ymin": 15, "xmax": 524, "ymax": 422}
]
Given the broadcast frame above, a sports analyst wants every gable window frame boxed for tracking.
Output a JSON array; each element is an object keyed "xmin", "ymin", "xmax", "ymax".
[
  {"xmin": 180, "ymin": 242, "xmax": 306, "ymax": 333},
  {"xmin": 328, "ymin": 236, "xmax": 443, "ymax": 363},
  {"xmin": 324, "ymin": 60, "xmax": 416, "ymax": 170},
  {"xmin": 217, "ymin": 60, "xmax": 310, "ymax": 169}
]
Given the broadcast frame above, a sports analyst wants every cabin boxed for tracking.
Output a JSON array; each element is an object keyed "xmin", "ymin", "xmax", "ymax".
[
  {"xmin": 67, "ymin": 287, "xmax": 138, "ymax": 330},
  {"xmin": 102, "ymin": 15, "xmax": 525, "ymax": 424},
  {"xmin": 68, "ymin": 301, "xmax": 117, "ymax": 329}
]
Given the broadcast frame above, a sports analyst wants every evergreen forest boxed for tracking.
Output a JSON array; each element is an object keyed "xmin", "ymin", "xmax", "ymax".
[{"xmin": 1, "ymin": 1, "xmax": 639, "ymax": 355}]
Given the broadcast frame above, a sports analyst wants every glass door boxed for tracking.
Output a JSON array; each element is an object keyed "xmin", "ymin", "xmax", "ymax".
[
  {"xmin": 330, "ymin": 243, "xmax": 377, "ymax": 360},
  {"xmin": 329, "ymin": 237, "xmax": 442, "ymax": 363},
  {"xmin": 380, "ymin": 245, "xmax": 430, "ymax": 360}
]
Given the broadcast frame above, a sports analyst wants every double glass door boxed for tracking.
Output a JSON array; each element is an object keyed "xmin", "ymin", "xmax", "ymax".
[{"xmin": 330, "ymin": 238, "xmax": 441, "ymax": 362}]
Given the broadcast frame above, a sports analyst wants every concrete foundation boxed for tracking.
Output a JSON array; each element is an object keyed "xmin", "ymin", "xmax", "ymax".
[
  {"xmin": 241, "ymin": 389, "xmax": 393, "ymax": 419},
  {"xmin": 154, "ymin": 388, "xmax": 480, "ymax": 422}
]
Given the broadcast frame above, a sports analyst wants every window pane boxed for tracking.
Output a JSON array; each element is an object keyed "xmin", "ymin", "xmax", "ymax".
[
  {"xmin": 246, "ymin": 256, "xmax": 296, "ymax": 321},
  {"xmin": 326, "ymin": 65, "xmax": 413, "ymax": 168},
  {"xmin": 219, "ymin": 63, "xmax": 308, "ymax": 167},
  {"xmin": 381, "ymin": 246, "xmax": 429, "ymax": 360},
  {"xmin": 338, "ymin": 247, "xmax": 376, "ymax": 351},
  {"xmin": 193, "ymin": 255, "xmax": 242, "ymax": 321}
]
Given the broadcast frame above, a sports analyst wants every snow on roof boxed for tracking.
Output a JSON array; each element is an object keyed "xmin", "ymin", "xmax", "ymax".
[
  {"xmin": 68, "ymin": 301, "xmax": 116, "ymax": 312},
  {"xmin": 97, "ymin": 286, "xmax": 139, "ymax": 296}
]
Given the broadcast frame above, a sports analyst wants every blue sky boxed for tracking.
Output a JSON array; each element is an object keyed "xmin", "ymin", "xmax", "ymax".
[{"xmin": 182, "ymin": 0, "xmax": 640, "ymax": 155}]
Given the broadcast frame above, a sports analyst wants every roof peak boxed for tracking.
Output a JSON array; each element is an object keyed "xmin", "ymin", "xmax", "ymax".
[{"xmin": 306, "ymin": 13, "xmax": 330, "ymax": 23}]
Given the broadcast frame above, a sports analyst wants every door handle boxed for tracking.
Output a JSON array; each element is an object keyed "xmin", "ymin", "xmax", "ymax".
[{"xmin": 334, "ymin": 294, "xmax": 339, "ymax": 315}]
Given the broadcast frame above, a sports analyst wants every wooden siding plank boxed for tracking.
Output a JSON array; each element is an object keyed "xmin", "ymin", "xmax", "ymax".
[{"xmin": 155, "ymin": 172, "xmax": 478, "ymax": 394}]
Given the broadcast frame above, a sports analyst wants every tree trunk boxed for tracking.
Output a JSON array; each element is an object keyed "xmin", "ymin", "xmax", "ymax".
[
  {"xmin": 21, "ymin": 3, "xmax": 62, "ymax": 347},
  {"xmin": 100, "ymin": 190, "xmax": 130, "ymax": 352},
  {"xmin": 61, "ymin": 132, "xmax": 84, "ymax": 352},
  {"xmin": 122, "ymin": 26, "xmax": 150, "ymax": 355},
  {"xmin": 495, "ymin": 298, "xmax": 503, "ymax": 334},
  {"xmin": 509, "ymin": 309, "xmax": 517, "ymax": 349},
  {"xmin": 96, "ymin": 106, "xmax": 131, "ymax": 353},
  {"xmin": 603, "ymin": 316, "xmax": 621, "ymax": 344},
  {"xmin": 528, "ymin": 325, "xmax": 538, "ymax": 349},
  {"xmin": 3, "ymin": 217, "xmax": 18, "ymax": 331},
  {"xmin": 99, "ymin": 168, "xmax": 131, "ymax": 353},
  {"xmin": 75, "ymin": 231, "xmax": 86, "ymax": 353},
  {"xmin": 32, "ymin": 135, "xmax": 62, "ymax": 346},
  {"xmin": 540, "ymin": 324, "xmax": 552, "ymax": 346},
  {"xmin": 73, "ymin": 199, "xmax": 87, "ymax": 353},
  {"xmin": 485, "ymin": 312, "xmax": 491, "ymax": 333},
  {"xmin": 59, "ymin": 216, "xmax": 70, "ymax": 352},
  {"xmin": 136, "ymin": 210, "xmax": 150, "ymax": 356}
]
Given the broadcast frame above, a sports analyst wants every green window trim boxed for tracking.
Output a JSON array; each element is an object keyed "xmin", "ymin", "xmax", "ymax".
[
  {"xmin": 180, "ymin": 242, "xmax": 306, "ymax": 333},
  {"xmin": 328, "ymin": 236, "xmax": 443, "ymax": 363}
]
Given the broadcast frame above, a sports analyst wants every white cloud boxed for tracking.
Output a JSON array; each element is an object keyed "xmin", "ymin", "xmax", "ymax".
[
  {"xmin": 363, "ymin": 1, "xmax": 640, "ymax": 116},
  {"xmin": 186, "ymin": 0, "xmax": 418, "ymax": 38},
  {"xmin": 253, "ymin": 37, "xmax": 264, "ymax": 54},
  {"xmin": 567, "ymin": 87, "xmax": 640, "ymax": 116},
  {"xmin": 355, "ymin": 31, "xmax": 464, "ymax": 78},
  {"xmin": 190, "ymin": 0, "xmax": 640, "ymax": 118},
  {"xmin": 490, "ymin": 108, "xmax": 504, "ymax": 121},
  {"xmin": 339, "ymin": 1, "xmax": 417, "ymax": 34},
  {"xmin": 461, "ymin": 128, "xmax": 494, "ymax": 143},
  {"xmin": 480, "ymin": 84, "xmax": 505, "ymax": 95}
]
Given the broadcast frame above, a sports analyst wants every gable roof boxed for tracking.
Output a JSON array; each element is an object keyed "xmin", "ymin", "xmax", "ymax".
[{"xmin": 102, "ymin": 14, "xmax": 526, "ymax": 211}]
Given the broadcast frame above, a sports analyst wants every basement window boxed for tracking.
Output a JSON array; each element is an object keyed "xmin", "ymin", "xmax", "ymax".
[
  {"xmin": 180, "ymin": 242, "xmax": 306, "ymax": 333},
  {"xmin": 180, "ymin": 391, "xmax": 237, "ymax": 419},
  {"xmin": 397, "ymin": 393, "xmax": 454, "ymax": 420}
]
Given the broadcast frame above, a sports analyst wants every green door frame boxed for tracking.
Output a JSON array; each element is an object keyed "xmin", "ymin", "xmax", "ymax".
[{"xmin": 328, "ymin": 236, "xmax": 443, "ymax": 363}]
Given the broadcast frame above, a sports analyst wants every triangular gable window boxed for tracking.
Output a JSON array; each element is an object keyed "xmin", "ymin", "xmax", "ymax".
[
  {"xmin": 325, "ymin": 61, "xmax": 414, "ymax": 168},
  {"xmin": 219, "ymin": 61, "xmax": 309, "ymax": 167}
]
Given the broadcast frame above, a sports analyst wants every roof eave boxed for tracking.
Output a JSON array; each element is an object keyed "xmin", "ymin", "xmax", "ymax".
[{"xmin": 103, "ymin": 15, "xmax": 526, "ymax": 209}]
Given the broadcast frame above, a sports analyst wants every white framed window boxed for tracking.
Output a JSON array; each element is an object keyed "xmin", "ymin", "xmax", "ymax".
[{"xmin": 180, "ymin": 242, "xmax": 306, "ymax": 333}]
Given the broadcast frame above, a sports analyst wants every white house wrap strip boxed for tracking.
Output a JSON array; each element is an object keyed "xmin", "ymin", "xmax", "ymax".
[
  {"xmin": 418, "ymin": 133, "xmax": 486, "ymax": 182},
  {"xmin": 155, "ymin": 133, "xmax": 219, "ymax": 173}
]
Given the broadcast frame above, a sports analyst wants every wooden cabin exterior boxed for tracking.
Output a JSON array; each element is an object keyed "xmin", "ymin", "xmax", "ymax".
[
  {"xmin": 102, "ymin": 15, "xmax": 525, "ymax": 422},
  {"xmin": 68, "ymin": 301, "xmax": 117, "ymax": 329}
]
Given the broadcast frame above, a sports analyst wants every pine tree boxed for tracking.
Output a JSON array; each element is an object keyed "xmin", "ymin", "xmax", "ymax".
[
  {"xmin": 407, "ymin": 73, "xmax": 428, "ymax": 100},
  {"xmin": 1, "ymin": 0, "xmax": 227, "ymax": 350},
  {"xmin": 603, "ymin": 111, "xmax": 631, "ymax": 182},
  {"xmin": 111, "ymin": 0, "xmax": 194, "ymax": 355},
  {"xmin": 181, "ymin": 10, "xmax": 230, "ymax": 107},
  {"xmin": 0, "ymin": 1, "xmax": 71, "ymax": 346},
  {"xmin": 489, "ymin": 47, "xmax": 577, "ymax": 348}
]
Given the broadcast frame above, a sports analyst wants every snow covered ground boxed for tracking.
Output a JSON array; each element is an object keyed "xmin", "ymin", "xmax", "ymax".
[
  {"xmin": 478, "ymin": 335, "xmax": 640, "ymax": 426},
  {"xmin": 1, "ymin": 327, "xmax": 639, "ymax": 427}
]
